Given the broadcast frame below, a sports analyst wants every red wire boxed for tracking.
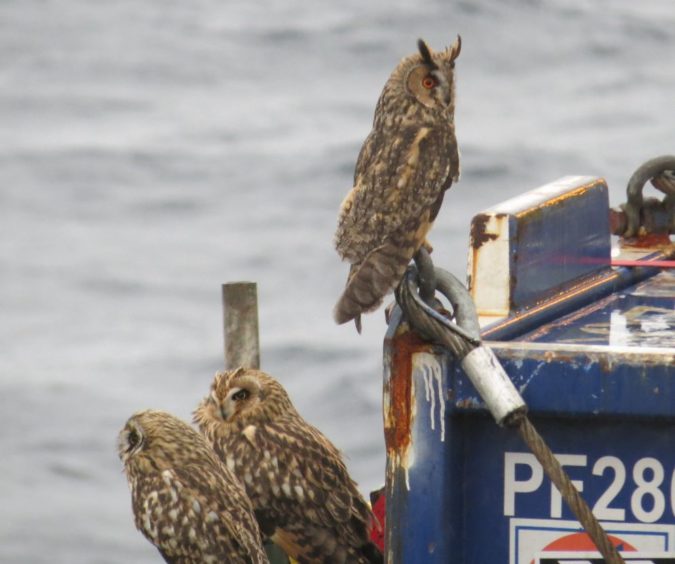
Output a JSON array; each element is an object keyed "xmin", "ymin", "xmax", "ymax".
[{"xmin": 611, "ymin": 259, "xmax": 675, "ymax": 268}]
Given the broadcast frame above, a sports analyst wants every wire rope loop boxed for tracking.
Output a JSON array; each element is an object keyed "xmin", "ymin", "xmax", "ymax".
[{"xmin": 395, "ymin": 255, "xmax": 481, "ymax": 360}]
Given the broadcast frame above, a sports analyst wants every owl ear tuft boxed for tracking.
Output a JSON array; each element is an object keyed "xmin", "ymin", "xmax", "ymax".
[
  {"xmin": 417, "ymin": 38, "xmax": 437, "ymax": 68},
  {"xmin": 445, "ymin": 34, "xmax": 462, "ymax": 62}
]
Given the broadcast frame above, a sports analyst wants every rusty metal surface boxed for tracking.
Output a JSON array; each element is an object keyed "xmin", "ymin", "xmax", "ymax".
[
  {"xmin": 515, "ymin": 269, "xmax": 675, "ymax": 348},
  {"xmin": 469, "ymin": 212, "xmax": 501, "ymax": 250},
  {"xmin": 384, "ymin": 173, "xmax": 675, "ymax": 563},
  {"xmin": 618, "ymin": 155, "xmax": 675, "ymax": 238},
  {"xmin": 469, "ymin": 176, "xmax": 612, "ymax": 325},
  {"xmin": 383, "ymin": 310, "xmax": 459, "ymax": 563},
  {"xmin": 480, "ymin": 245, "xmax": 675, "ymax": 342}
]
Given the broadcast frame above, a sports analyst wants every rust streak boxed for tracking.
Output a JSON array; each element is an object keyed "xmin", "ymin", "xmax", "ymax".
[
  {"xmin": 622, "ymin": 233, "xmax": 673, "ymax": 248},
  {"xmin": 514, "ymin": 178, "xmax": 604, "ymax": 218},
  {"xmin": 384, "ymin": 328, "xmax": 430, "ymax": 456}
]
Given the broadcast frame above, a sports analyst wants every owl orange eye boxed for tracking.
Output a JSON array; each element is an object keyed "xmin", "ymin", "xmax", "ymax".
[
  {"xmin": 422, "ymin": 75, "xmax": 438, "ymax": 89},
  {"xmin": 232, "ymin": 389, "xmax": 250, "ymax": 401}
]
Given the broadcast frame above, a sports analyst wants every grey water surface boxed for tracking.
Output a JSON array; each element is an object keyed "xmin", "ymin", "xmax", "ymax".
[{"xmin": 2, "ymin": 0, "xmax": 674, "ymax": 561}]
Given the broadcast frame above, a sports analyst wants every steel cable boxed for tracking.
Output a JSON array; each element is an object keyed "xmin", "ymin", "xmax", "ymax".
[{"xmin": 395, "ymin": 251, "xmax": 625, "ymax": 564}]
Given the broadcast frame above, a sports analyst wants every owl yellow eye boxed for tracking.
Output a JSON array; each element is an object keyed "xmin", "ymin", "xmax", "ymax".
[
  {"xmin": 232, "ymin": 389, "xmax": 250, "ymax": 401},
  {"xmin": 422, "ymin": 75, "xmax": 438, "ymax": 89}
]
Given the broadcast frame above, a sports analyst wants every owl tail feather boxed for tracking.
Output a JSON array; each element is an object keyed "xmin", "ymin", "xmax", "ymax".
[{"xmin": 333, "ymin": 242, "xmax": 411, "ymax": 329}]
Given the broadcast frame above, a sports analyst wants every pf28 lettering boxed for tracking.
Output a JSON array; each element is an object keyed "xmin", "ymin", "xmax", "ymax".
[{"xmin": 504, "ymin": 452, "xmax": 674, "ymax": 523}]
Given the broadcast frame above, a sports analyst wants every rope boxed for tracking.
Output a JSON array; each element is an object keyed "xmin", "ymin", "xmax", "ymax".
[
  {"xmin": 510, "ymin": 413, "xmax": 623, "ymax": 563},
  {"xmin": 396, "ymin": 252, "xmax": 625, "ymax": 563}
]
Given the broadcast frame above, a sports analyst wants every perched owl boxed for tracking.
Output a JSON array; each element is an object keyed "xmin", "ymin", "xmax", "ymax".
[
  {"xmin": 193, "ymin": 368, "xmax": 383, "ymax": 564},
  {"xmin": 117, "ymin": 409, "xmax": 269, "ymax": 564},
  {"xmin": 334, "ymin": 37, "xmax": 462, "ymax": 331}
]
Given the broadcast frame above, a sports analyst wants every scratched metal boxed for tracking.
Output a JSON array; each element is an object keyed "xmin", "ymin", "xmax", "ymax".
[{"xmin": 516, "ymin": 270, "xmax": 675, "ymax": 348}]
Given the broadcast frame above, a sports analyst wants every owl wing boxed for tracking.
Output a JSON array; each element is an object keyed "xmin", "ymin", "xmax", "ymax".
[
  {"xmin": 334, "ymin": 125, "xmax": 455, "ymax": 325},
  {"xmin": 162, "ymin": 465, "xmax": 268, "ymax": 564},
  {"xmin": 255, "ymin": 418, "xmax": 374, "ymax": 558}
]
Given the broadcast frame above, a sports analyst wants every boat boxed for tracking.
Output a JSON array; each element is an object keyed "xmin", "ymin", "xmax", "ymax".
[{"xmin": 378, "ymin": 159, "xmax": 675, "ymax": 563}]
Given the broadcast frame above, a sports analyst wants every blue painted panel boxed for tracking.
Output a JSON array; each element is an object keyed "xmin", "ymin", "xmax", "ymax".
[
  {"xmin": 482, "ymin": 259, "xmax": 674, "ymax": 342},
  {"xmin": 450, "ymin": 350, "xmax": 675, "ymax": 418},
  {"xmin": 384, "ymin": 353, "xmax": 463, "ymax": 563},
  {"xmin": 387, "ymin": 376, "xmax": 675, "ymax": 563},
  {"xmin": 518, "ymin": 270, "xmax": 675, "ymax": 347},
  {"xmin": 456, "ymin": 414, "xmax": 675, "ymax": 563},
  {"xmin": 510, "ymin": 180, "xmax": 611, "ymax": 310},
  {"xmin": 384, "ymin": 175, "xmax": 675, "ymax": 561}
]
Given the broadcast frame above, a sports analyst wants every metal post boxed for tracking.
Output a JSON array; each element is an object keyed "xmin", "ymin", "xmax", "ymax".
[
  {"xmin": 222, "ymin": 282, "xmax": 260, "ymax": 370},
  {"xmin": 221, "ymin": 282, "xmax": 289, "ymax": 564}
]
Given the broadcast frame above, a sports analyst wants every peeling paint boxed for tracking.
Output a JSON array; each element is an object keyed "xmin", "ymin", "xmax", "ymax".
[
  {"xmin": 470, "ymin": 213, "xmax": 499, "ymax": 250},
  {"xmin": 455, "ymin": 397, "xmax": 482, "ymax": 409}
]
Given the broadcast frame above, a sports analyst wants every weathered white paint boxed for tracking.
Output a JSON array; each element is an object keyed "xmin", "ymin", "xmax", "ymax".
[{"xmin": 461, "ymin": 346, "xmax": 526, "ymax": 425}]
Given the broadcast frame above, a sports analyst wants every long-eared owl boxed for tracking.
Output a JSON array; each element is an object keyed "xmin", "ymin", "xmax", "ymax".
[
  {"xmin": 193, "ymin": 368, "xmax": 383, "ymax": 563},
  {"xmin": 334, "ymin": 37, "xmax": 462, "ymax": 330},
  {"xmin": 118, "ymin": 409, "xmax": 269, "ymax": 564}
]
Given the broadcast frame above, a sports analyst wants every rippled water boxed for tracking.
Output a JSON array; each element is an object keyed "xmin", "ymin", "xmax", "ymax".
[{"xmin": 2, "ymin": 0, "xmax": 674, "ymax": 560}]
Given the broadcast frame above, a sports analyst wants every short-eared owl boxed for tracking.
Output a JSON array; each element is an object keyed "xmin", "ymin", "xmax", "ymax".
[
  {"xmin": 334, "ymin": 37, "xmax": 462, "ymax": 331},
  {"xmin": 117, "ymin": 409, "xmax": 268, "ymax": 564},
  {"xmin": 193, "ymin": 368, "xmax": 382, "ymax": 564}
]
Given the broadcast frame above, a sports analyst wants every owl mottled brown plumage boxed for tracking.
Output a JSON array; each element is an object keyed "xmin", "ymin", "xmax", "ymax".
[
  {"xmin": 334, "ymin": 37, "xmax": 462, "ymax": 330},
  {"xmin": 118, "ymin": 409, "xmax": 269, "ymax": 564},
  {"xmin": 193, "ymin": 368, "xmax": 382, "ymax": 564}
]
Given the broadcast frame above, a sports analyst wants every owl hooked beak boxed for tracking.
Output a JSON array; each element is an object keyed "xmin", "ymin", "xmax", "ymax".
[
  {"xmin": 210, "ymin": 390, "xmax": 233, "ymax": 421},
  {"xmin": 219, "ymin": 404, "xmax": 233, "ymax": 421}
]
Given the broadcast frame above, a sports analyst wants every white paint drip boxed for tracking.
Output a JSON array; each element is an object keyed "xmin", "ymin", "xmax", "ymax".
[
  {"xmin": 404, "ymin": 458, "xmax": 411, "ymax": 492},
  {"xmin": 414, "ymin": 352, "xmax": 446, "ymax": 442}
]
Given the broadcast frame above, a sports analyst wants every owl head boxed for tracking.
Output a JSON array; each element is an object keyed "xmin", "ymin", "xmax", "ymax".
[
  {"xmin": 378, "ymin": 36, "xmax": 461, "ymax": 119},
  {"xmin": 194, "ymin": 368, "xmax": 297, "ymax": 431},
  {"xmin": 118, "ymin": 409, "xmax": 214, "ymax": 473}
]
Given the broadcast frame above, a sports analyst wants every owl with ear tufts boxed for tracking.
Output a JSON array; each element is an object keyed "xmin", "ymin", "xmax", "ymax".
[
  {"xmin": 334, "ymin": 36, "xmax": 462, "ymax": 331},
  {"xmin": 193, "ymin": 368, "xmax": 383, "ymax": 564},
  {"xmin": 117, "ymin": 409, "xmax": 269, "ymax": 564}
]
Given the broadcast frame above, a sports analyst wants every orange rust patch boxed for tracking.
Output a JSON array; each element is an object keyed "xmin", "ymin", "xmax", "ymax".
[
  {"xmin": 384, "ymin": 327, "xmax": 431, "ymax": 455},
  {"xmin": 514, "ymin": 179, "xmax": 602, "ymax": 218},
  {"xmin": 621, "ymin": 233, "xmax": 673, "ymax": 248},
  {"xmin": 470, "ymin": 213, "xmax": 500, "ymax": 250}
]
